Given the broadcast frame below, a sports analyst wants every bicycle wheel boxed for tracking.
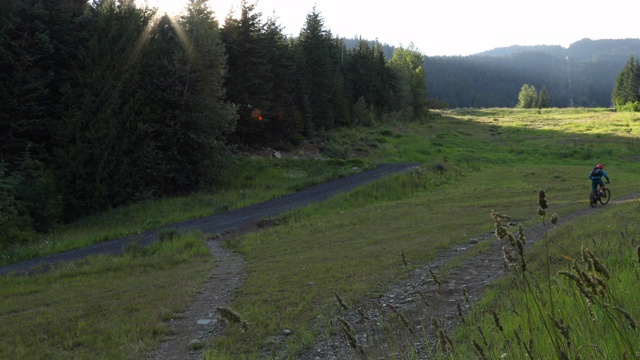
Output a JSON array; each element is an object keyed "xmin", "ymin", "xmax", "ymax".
[
  {"xmin": 599, "ymin": 188, "xmax": 611, "ymax": 205},
  {"xmin": 590, "ymin": 191, "xmax": 598, "ymax": 207}
]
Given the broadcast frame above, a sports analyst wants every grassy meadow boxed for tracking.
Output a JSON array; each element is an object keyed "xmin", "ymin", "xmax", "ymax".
[{"xmin": 2, "ymin": 108, "xmax": 640, "ymax": 359}]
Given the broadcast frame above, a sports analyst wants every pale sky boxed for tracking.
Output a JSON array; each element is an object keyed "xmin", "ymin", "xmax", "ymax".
[{"xmin": 151, "ymin": 0, "xmax": 639, "ymax": 56}]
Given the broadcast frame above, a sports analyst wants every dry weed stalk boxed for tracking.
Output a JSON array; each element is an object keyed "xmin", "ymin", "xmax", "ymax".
[
  {"xmin": 457, "ymin": 302, "xmax": 466, "ymax": 324},
  {"xmin": 613, "ymin": 306, "xmax": 637, "ymax": 330},
  {"xmin": 491, "ymin": 310, "xmax": 504, "ymax": 333},
  {"xmin": 428, "ymin": 268, "xmax": 441, "ymax": 286},
  {"xmin": 335, "ymin": 292, "xmax": 349, "ymax": 311},
  {"xmin": 337, "ymin": 316, "xmax": 365, "ymax": 356},
  {"xmin": 216, "ymin": 306, "xmax": 249, "ymax": 332},
  {"xmin": 584, "ymin": 246, "xmax": 610, "ymax": 280},
  {"xmin": 473, "ymin": 340, "xmax": 487, "ymax": 360},
  {"xmin": 387, "ymin": 303, "xmax": 414, "ymax": 334},
  {"xmin": 502, "ymin": 246, "xmax": 517, "ymax": 267},
  {"xmin": 514, "ymin": 328, "xmax": 535, "ymax": 359}
]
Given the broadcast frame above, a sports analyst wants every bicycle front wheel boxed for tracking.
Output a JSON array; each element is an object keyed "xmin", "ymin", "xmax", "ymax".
[
  {"xmin": 590, "ymin": 191, "xmax": 598, "ymax": 207},
  {"xmin": 599, "ymin": 188, "xmax": 611, "ymax": 205}
]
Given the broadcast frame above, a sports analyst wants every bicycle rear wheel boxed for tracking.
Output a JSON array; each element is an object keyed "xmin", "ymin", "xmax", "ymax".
[
  {"xmin": 599, "ymin": 188, "xmax": 611, "ymax": 205},
  {"xmin": 590, "ymin": 191, "xmax": 598, "ymax": 207}
]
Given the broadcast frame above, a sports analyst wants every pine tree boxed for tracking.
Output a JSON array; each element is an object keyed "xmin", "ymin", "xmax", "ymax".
[
  {"xmin": 261, "ymin": 16, "xmax": 305, "ymax": 146},
  {"xmin": 612, "ymin": 55, "xmax": 640, "ymax": 110},
  {"xmin": 53, "ymin": 0, "xmax": 154, "ymax": 214},
  {"xmin": 165, "ymin": 0, "xmax": 237, "ymax": 191},
  {"xmin": 221, "ymin": 0, "xmax": 272, "ymax": 145},
  {"xmin": 537, "ymin": 85, "xmax": 550, "ymax": 109},
  {"xmin": 296, "ymin": 7, "xmax": 337, "ymax": 130},
  {"xmin": 0, "ymin": 0, "xmax": 54, "ymax": 165}
]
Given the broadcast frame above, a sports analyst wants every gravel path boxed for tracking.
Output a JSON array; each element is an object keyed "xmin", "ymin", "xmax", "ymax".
[
  {"xmin": 0, "ymin": 163, "xmax": 419, "ymax": 277},
  {"xmin": 3, "ymin": 165, "xmax": 634, "ymax": 360},
  {"xmin": 297, "ymin": 192, "xmax": 640, "ymax": 360}
]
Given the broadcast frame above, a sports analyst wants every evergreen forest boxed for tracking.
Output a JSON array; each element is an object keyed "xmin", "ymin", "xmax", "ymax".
[
  {"xmin": 0, "ymin": 0, "xmax": 427, "ymax": 244},
  {"xmin": 427, "ymin": 38, "xmax": 640, "ymax": 108},
  {"xmin": 2, "ymin": 0, "xmax": 639, "ymax": 245}
]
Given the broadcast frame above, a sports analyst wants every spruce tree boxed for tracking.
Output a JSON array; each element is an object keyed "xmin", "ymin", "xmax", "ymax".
[
  {"xmin": 538, "ymin": 85, "xmax": 550, "ymax": 109},
  {"xmin": 262, "ymin": 16, "xmax": 305, "ymax": 146},
  {"xmin": 221, "ymin": 0, "xmax": 272, "ymax": 145},
  {"xmin": 297, "ymin": 7, "xmax": 337, "ymax": 130},
  {"xmin": 54, "ymin": 0, "xmax": 153, "ymax": 214},
  {"xmin": 0, "ymin": 0, "xmax": 54, "ymax": 165},
  {"xmin": 612, "ymin": 55, "xmax": 640, "ymax": 110}
]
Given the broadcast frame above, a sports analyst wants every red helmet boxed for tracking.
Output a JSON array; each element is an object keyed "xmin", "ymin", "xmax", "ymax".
[{"xmin": 597, "ymin": 164, "xmax": 604, "ymax": 169}]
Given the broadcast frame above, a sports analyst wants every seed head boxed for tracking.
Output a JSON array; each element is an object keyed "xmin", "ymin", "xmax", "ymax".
[
  {"xmin": 492, "ymin": 310, "xmax": 504, "ymax": 333},
  {"xmin": 428, "ymin": 268, "xmax": 441, "ymax": 286},
  {"xmin": 516, "ymin": 239, "xmax": 526, "ymax": 271},
  {"xmin": 550, "ymin": 213, "xmax": 558, "ymax": 225},
  {"xmin": 462, "ymin": 287, "xmax": 470, "ymax": 303},
  {"xmin": 614, "ymin": 306, "xmax": 637, "ymax": 330},
  {"xmin": 558, "ymin": 270, "xmax": 582, "ymax": 285},
  {"xmin": 217, "ymin": 306, "xmax": 242, "ymax": 324},
  {"xmin": 335, "ymin": 292, "xmax": 349, "ymax": 311},
  {"xmin": 507, "ymin": 232, "xmax": 517, "ymax": 247},
  {"xmin": 584, "ymin": 247, "xmax": 610, "ymax": 279},
  {"xmin": 518, "ymin": 224, "xmax": 526, "ymax": 244},
  {"xmin": 473, "ymin": 340, "xmax": 487, "ymax": 360},
  {"xmin": 495, "ymin": 223, "xmax": 508, "ymax": 240},
  {"xmin": 503, "ymin": 246, "xmax": 517, "ymax": 267},
  {"xmin": 537, "ymin": 189, "xmax": 549, "ymax": 209}
]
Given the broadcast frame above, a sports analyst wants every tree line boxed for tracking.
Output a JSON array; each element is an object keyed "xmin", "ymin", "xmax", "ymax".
[
  {"xmin": 0, "ymin": 0, "xmax": 427, "ymax": 245},
  {"xmin": 426, "ymin": 39, "xmax": 640, "ymax": 108}
]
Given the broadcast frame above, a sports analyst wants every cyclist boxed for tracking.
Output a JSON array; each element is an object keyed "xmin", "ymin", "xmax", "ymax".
[{"xmin": 589, "ymin": 163, "xmax": 610, "ymax": 195}]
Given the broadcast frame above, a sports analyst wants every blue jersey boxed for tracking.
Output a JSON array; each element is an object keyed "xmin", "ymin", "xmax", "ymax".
[{"xmin": 589, "ymin": 168, "xmax": 609, "ymax": 182}]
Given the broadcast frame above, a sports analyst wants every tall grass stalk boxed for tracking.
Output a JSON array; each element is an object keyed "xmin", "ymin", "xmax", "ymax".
[{"xmin": 455, "ymin": 193, "xmax": 640, "ymax": 358}]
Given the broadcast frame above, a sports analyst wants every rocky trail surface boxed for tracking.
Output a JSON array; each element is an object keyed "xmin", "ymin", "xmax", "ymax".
[{"xmin": 2, "ymin": 164, "xmax": 635, "ymax": 360}]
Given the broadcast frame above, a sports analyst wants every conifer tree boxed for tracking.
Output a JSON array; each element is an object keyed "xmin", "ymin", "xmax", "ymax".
[
  {"xmin": 0, "ymin": 0, "xmax": 54, "ymax": 165},
  {"xmin": 538, "ymin": 85, "xmax": 550, "ymax": 109},
  {"xmin": 297, "ymin": 7, "xmax": 337, "ymax": 130},
  {"xmin": 54, "ymin": 0, "xmax": 154, "ymax": 214},
  {"xmin": 221, "ymin": 0, "xmax": 272, "ymax": 145},
  {"xmin": 262, "ymin": 16, "xmax": 305, "ymax": 146},
  {"xmin": 612, "ymin": 55, "xmax": 640, "ymax": 110}
]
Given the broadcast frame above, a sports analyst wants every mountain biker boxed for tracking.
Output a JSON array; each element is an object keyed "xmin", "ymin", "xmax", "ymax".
[{"xmin": 589, "ymin": 163, "xmax": 610, "ymax": 195}]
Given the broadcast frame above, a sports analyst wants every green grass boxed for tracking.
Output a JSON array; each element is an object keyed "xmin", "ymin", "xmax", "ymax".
[
  {"xmin": 451, "ymin": 198, "xmax": 640, "ymax": 359},
  {"xmin": 1, "ymin": 156, "xmax": 371, "ymax": 266},
  {"xmin": 0, "ymin": 231, "xmax": 213, "ymax": 359},
  {"xmin": 3, "ymin": 108, "xmax": 640, "ymax": 359}
]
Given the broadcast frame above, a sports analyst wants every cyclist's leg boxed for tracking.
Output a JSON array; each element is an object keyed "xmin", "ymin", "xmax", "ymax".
[{"xmin": 591, "ymin": 179, "xmax": 598, "ymax": 192}]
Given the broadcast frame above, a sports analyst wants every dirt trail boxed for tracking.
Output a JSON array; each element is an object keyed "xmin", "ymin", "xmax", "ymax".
[
  {"xmin": 151, "ymin": 192, "xmax": 639, "ymax": 360},
  {"xmin": 0, "ymin": 163, "xmax": 419, "ymax": 277},
  {"xmin": 3, "ymin": 165, "xmax": 635, "ymax": 359},
  {"xmin": 298, "ymin": 193, "xmax": 640, "ymax": 360}
]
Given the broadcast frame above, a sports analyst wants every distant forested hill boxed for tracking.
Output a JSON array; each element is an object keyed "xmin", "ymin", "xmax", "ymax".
[{"xmin": 426, "ymin": 38, "xmax": 640, "ymax": 108}]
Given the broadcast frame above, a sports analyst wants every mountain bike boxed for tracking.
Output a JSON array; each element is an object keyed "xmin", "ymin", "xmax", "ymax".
[{"xmin": 590, "ymin": 182, "xmax": 611, "ymax": 207}]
